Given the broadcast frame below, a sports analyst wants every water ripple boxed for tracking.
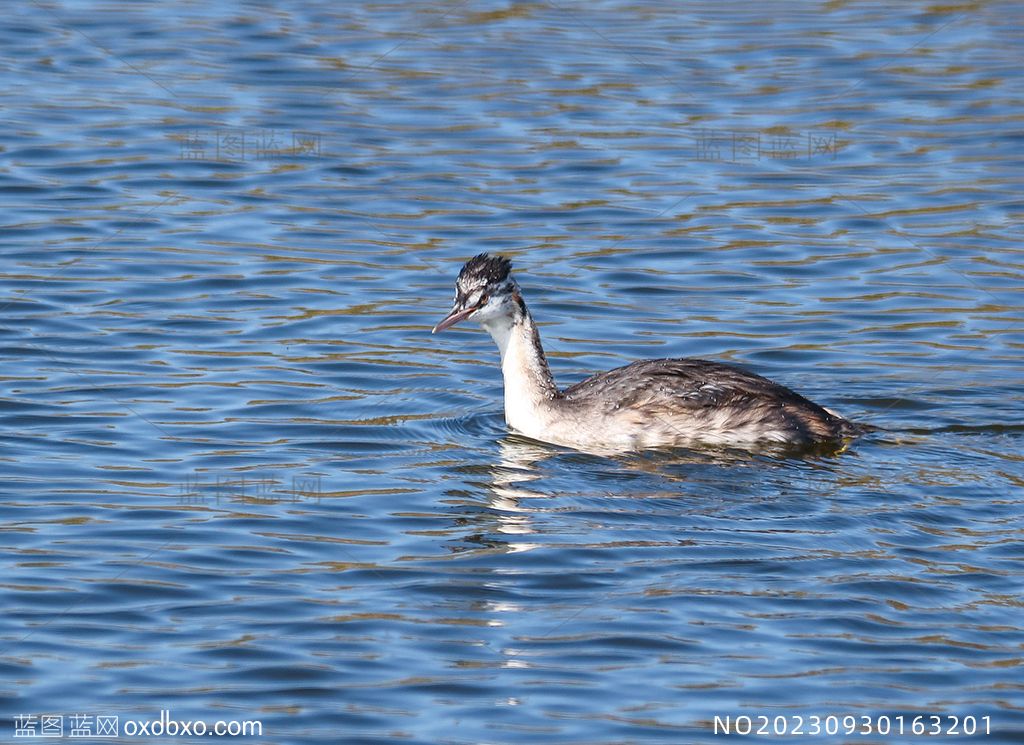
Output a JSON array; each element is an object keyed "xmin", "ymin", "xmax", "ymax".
[{"xmin": 2, "ymin": 1, "xmax": 1023, "ymax": 742}]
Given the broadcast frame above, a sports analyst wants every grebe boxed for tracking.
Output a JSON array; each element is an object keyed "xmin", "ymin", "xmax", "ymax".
[{"xmin": 432, "ymin": 253, "xmax": 857, "ymax": 452}]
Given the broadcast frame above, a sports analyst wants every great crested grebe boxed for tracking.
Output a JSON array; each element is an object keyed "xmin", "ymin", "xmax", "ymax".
[{"xmin": 432, "ymin": 253, "xmax": 858, "ymax": 452}]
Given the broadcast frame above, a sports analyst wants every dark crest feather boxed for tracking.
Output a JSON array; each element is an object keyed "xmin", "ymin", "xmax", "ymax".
[{"xmin": 458, "ymin": 253, "xmax": 512, "ymax": 287}]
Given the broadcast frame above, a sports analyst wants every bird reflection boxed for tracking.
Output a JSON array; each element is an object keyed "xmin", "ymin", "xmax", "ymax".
[
  {"xmin": 447, "ymin": 430, "xmax": 848, "ymax": 559},
  {"xmin": 480, "ymin": 436, "xmax": 556, "ymax": 552}
]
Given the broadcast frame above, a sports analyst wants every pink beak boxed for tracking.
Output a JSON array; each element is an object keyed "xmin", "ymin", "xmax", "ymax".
[{"xmin": 432, "ymin": 304, "xmax": 477, "ymax": 334}]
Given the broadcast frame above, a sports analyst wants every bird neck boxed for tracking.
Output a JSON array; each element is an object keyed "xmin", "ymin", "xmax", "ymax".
[{"xmin": 479, "ymin": 296, "xmax": 559, "ymax": 421}]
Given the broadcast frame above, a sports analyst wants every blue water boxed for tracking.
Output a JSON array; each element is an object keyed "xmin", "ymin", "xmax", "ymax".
[{"xmin": 2, "ymin": 1, "xmax": 1023, "ymax": 743}]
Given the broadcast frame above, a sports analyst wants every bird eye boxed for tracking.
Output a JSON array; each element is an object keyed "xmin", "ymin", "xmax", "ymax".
[{"xmin": 479, "ymin": 293, "xmax": 489, "ymax": 306}]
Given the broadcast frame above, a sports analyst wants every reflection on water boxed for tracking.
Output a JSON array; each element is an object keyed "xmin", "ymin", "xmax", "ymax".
[{"xmin": 2, "ymin": 0, "xmax": 1023, "ymax": 742}]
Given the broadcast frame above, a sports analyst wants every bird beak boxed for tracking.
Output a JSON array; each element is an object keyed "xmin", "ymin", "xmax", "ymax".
[{"xmin": 432, "ymin": 304, "xmax": 477, "ymax": 334}]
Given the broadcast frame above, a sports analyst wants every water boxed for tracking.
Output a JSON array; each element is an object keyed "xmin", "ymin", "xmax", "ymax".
[{"xmin": 2, "ymin": 1, "xmax": 1023, "ymax": 743}]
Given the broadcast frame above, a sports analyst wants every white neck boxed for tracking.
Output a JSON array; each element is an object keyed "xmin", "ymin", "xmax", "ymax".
[{"xmin": 479, "ymin": 309, "xmax": 558, "ymax": 437}]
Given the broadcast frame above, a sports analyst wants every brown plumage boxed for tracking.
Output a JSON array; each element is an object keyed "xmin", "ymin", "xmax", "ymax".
[{"xmin": 561, "ymin": 358, "xmax": 857, "ymax": 446}]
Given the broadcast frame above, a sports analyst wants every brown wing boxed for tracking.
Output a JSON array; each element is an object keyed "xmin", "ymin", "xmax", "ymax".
[{"xmin": 561, "ymin": 358, "xmax": 853, "ymax": 442}]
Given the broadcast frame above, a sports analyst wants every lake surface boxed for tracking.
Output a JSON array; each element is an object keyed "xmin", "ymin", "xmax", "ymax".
[{"xmin": 2, "ymin": 1, "xmax": 1023, "ymax": 743}]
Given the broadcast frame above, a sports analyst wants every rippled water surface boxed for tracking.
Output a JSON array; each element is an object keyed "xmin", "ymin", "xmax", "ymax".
[{"xmin": 2, "ymin": 1, "xmax": 1023, "ymax": 743}]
